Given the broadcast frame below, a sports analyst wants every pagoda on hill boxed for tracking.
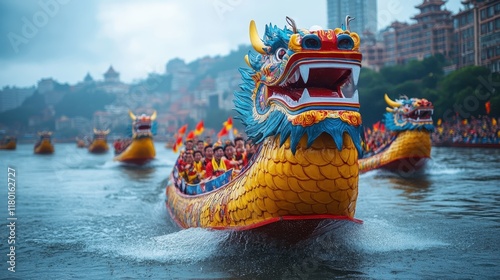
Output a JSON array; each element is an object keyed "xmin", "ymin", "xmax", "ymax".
[
  {"xmin": 83, "ymin": 72, "xmax": 94, "ymax": 85},
  {"xmin": 104, "ymin": 66, "xmax": 120, "ymax": 83}
]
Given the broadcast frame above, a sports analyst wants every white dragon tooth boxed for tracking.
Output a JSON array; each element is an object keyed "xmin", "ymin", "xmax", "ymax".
[
  {"xmin": 298, "ymin": 88, "xmax": 311, "ymax": 103},
  {"xmin": 351, "ymin": 66, "xmax": 360, "ymax": 86},
  {"xmin": 290, "ymin": 70, "xmax": 299, "ymax": 83},
  {"xmin": 299, "ymin": 65, "xmax": 309, "ymax": 84}
]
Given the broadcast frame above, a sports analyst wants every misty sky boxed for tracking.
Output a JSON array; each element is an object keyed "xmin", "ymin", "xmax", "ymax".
[{"xmin": 0, "ymin": 0, "xmax": 462, "ymax": 89}]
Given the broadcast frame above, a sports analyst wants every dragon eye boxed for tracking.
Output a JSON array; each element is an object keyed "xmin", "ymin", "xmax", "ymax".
[{"xmin": 274, "ymin": 48, "xmax": 287, "ymax": 61}]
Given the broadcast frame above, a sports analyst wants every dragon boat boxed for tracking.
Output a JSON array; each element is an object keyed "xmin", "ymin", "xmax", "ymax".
[
  {"xmin": 34, "ymin": 131, "xmax": 55, "ymax": 154},
  {"xmin": 0, "ymin": 136, "xmax": 16, "ymax": 150},
  {"xmin": 88, "ymin": 129, "xmax": 110, "ymax": 154},
  {"xmin": 166, "ymin": 17, "xmax": 364, "ymax": 237},
  {"xmin": 113, "ymin": 111, "xmax": 156, "ymax": 165},
  {"xmin": 359, "ymin": 94, "xmax": 434, "ymax": 174},
  {"xmin": 76, "ymin": 137, "xmax": 87, "ymax": 148}
]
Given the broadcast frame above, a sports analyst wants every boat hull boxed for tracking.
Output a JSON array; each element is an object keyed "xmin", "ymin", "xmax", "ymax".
[
  {"xmin": 34, "ymin": 140, "xmax": 54, "ymax": 154},
  {"xmin": 113, "ymin": 137, "xmax": 155, "ymax": 165},
  {"xmin": 88, "ymin": 139, "xmax": 109, "ymax": 154},
  {"xmin": 0, "ymin": 141, "xmax": 16, "ymax": 150},
  {"xmin": 76, "ymin": 140, "xmax": 86, "ymax": 148},
  {"xmin": 165, "ymin": 134, "xmax": 360, "ymax": 234},
  {"xmin": 359, "ymin": 130, "xmax": 431, "ymax": 174}
]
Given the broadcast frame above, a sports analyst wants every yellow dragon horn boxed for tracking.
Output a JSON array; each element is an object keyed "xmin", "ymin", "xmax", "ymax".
[
  {"xmin": 93, "ymin": 128, "xmax": 98, "ymax": 134},
  {"xmin": 386, "ymin": 107, "xmax": 395, "ymax": 113},
  {"xmin": 384, "ymin": 93, "xmax": 401, "ymax": 108},
  {"xmin": 150, "ymin": 110, "xmax": 157, "ymax": 121},
  {"xmin": 244, "ymin": 54, "xmax": 251, "ymax": 67},
  {"xmin": 249, "ymin": 20, "xmax": 266, "ymax": 54},
  {"xmin": 129, "ymin": 110, "xmax": 136, "ymax": 120}
]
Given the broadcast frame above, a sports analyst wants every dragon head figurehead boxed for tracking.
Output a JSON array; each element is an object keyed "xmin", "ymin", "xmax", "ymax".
[
  {"xmin": 129, "ymin": 110, "xmax": 157, "ymax": 139},
  {"xmin": 234, "ymin": 17, "xmax": 362, "ymax": 154},
  {"xmin": 384, "ymin": 94, "xmax": 434, "ymax": 132},
  {"xmin": 38, "ymin": 131, "xmax": 53, "ymax": 141},
  {"xmin": 93, "ymin": 128, "xmax": 110, "ymax": 140}
]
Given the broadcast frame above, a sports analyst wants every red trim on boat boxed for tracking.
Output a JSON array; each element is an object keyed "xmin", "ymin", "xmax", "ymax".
[{"xmin": 165, "ymin": 197, "xmax": 362, "ymax": 231}]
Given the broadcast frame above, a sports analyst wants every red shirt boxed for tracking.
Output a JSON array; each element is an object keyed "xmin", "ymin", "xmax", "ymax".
[{"xmin": 205, "ymin": 159, "xmax": 233, "ymax": 178}]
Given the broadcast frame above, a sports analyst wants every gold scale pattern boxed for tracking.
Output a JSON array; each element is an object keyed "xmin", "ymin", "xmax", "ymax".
[{"xmin": 166, "ymin": 132, "xmax": 359, "ymax": 229}]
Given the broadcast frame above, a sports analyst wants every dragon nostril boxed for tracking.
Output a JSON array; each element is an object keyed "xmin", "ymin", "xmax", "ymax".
[{"xmin": 301, "ymin": 34, "xmax": 321, "ymax": 50}]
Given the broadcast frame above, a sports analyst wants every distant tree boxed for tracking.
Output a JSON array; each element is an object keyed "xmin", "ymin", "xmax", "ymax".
[
  {"xmin": 433, "ymin": 66, "xmax": 500, "ymax": 120},
  {"xmin": 205, "ymin": 108, "xmax": 232, "ymax": 131},
  {"xmin": 358, "ymin": 68, "xmax": 391, "ymax": 126},
  {"xmin": 0, "ymin": 91, "xmax": 45, "ymax": 127}
]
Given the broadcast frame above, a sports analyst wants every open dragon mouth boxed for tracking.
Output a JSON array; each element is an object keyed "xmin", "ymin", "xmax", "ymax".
[
  {"xmin": 134, "ymin": 123, "xmax": 152, "ymax": 135},
  {"xmin": 405, "ymin": 107, "xmax": 434, "ymax": 122},
  {"xmin": 268, "ymin": 62, "xmax": 360, "ymax": 110}
]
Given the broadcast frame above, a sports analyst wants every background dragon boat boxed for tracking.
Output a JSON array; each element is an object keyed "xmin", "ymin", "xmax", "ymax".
[
  {"xmin": 166, "ymin": 16, "xmax": 363, "ymax": 237},
  {"xmin": 76, "ymin": 137, "xmax": 87, "ymax": 148},
  {"xmin": 34, "ymin": 131, "xmax": 55, "ymax": 154},
  {"xmin": 88, "ymin": 129, "xmax": 110, "ymax": 154},
  {"xmin": 113, "ymin": 111, "xmax": 156, "ymax": 165},
  {"xmin": 0, "ymin": 136, "xmax": 16, "ymax": 150},
  {"xmin": 359, "ymin": 94, "xmax": 434, "ymax": 174}
]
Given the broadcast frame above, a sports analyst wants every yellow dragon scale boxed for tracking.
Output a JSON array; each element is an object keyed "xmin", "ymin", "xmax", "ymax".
[{"xmin": 166, "ymin": 133, "xmax": 358, "ymax": 229}]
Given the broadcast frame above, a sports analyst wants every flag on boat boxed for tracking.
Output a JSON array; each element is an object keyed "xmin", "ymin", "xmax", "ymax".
[
  {"xmin": 172, "ymin": 135, "xmax": 184, "ymax": 153},
  {"xmin": 186, "ymin": 130, "xmax": 196, "ymax": 141},
  {"xmin": 194, "ymin": 120, "xmax": 204, "ymax": 136},
  {"xmin": 177, "ymin": 124, "xmax": 188, "ymax": 135}
]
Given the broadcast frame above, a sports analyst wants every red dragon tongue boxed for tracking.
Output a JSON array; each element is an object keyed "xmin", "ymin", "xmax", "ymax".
[{"xmin": 306, "ymin": 87, "xmax": 341, "ymax": 98}]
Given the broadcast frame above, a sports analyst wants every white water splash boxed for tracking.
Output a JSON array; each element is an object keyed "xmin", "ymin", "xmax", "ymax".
[{"xmin": 119, "ymin": 228, "xmax": 231, "ymax": 262}]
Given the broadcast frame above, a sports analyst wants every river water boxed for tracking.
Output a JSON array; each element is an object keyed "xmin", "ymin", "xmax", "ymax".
[{"xmin": 0, "ymin": 143, "xmax": 499, "ymax": 279}]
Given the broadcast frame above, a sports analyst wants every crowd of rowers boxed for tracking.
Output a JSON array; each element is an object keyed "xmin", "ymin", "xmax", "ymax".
[
  {"xmin": 175, "ymin": 136, "xmax": 257, "ymax": 184},
  {"xmin": 113, "ymin": 139, "xmax": 133, "ymax": 154},
  {"xmin": 362, "ymin": 129, "xmax": 396, "ymax": 157}
]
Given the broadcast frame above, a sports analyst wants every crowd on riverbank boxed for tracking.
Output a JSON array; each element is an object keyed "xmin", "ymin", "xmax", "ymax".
[
  {"xmin": 362, "ymin": 115, "xmax": 500, "ymax": 153},
  {"xmin": 432, "ymin": 115, "xmax": 500, "ymax": 145}
]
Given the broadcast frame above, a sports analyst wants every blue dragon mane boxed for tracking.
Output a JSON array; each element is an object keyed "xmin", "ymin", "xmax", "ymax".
[{"xmin": 383, "ymin": 113, "xmax": 434, "ymax": 132}]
